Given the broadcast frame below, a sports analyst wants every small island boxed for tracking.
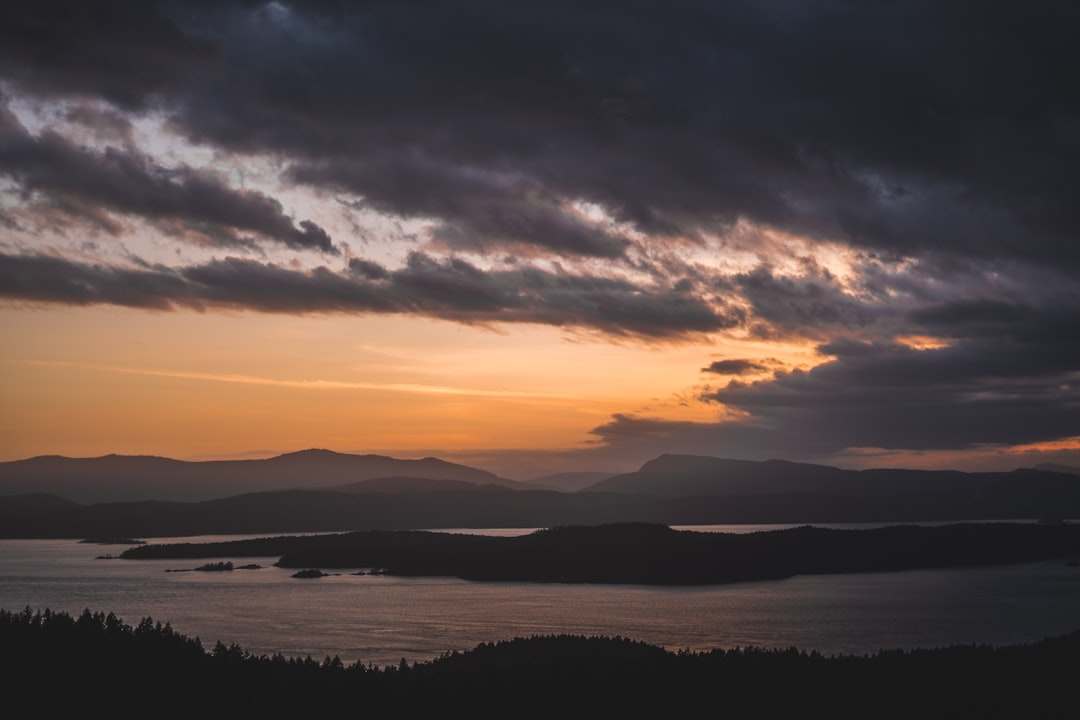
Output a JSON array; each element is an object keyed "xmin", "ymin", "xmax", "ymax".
[
  {"xmin": 165, "ymin": 561, "xmax": 237, "ymax": 573},
  {"xmin": 80, "ymin": 538, "xmax": 146, "ymax": 545},
  {"xmin": 291, "ymin": 568, "xmax": 327, "ymax": 579}
]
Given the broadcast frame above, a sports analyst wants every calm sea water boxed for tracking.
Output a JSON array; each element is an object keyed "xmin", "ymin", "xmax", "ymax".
[{"xmin": 2, "ymin": 525, "xmax": 1079, "ymax": 667}]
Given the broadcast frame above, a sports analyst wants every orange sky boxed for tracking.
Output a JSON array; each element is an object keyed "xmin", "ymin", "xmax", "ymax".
[
  {"xmin": 0, "ymin": 304, "xmax": 820, "ymax": 475},
  {"xmin": 5, "ymin": 301, "xmax": 1078, "ymax": 479}
]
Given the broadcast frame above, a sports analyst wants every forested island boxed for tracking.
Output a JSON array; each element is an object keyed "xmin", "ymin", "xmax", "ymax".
[
  {"xmin": 2, "ymin": 607, "xmax": 1077, "ymax": 719},
  {"xmin": 121, "ymin": 522, "xmax": 1080, "ymax": 585}
]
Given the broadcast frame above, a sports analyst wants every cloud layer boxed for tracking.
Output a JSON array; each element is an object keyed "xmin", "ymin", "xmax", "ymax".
[{"xmin": 0, "ymin": 251, "xmax": 738, "ymax": 338}]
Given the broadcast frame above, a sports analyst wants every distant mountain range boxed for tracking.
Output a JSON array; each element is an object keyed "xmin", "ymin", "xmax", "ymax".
[
  {"xmin": 1, "ymin": 450, "xmax": 1078, "ymax": 537},
  {"xmin": 0, "ymin": 449, "xmax": 521, "ymax": 503},
  {"xmin": 580, "ymin": 454, "xmax": 1080, "ymax": 519},
  {"xmin": 585, "ymin": 454, "xmax": 1080, "ymax": 499}
]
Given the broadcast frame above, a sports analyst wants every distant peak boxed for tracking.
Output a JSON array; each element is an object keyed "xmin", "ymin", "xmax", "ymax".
[
  {"xmin": 274, "ymin": 448, "xmax": 349, "ymax": 459},
  {"xmin": 416, "ymin": 456, "xmax": 458, "ymax": 466},
  {"xmin": 94, "ymin": 453, "xmax": 173, "ymax": 461}
]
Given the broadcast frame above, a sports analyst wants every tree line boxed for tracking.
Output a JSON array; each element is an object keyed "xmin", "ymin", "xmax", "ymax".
[{"xmin": 3, "ymin": 606, "xmax": 1079, "ymax": 718}]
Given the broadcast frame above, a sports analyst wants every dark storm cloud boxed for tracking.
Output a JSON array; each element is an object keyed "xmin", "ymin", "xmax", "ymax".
[
  {"xmin": 0, "ymin": 107, "xmax": 337, "ymax": 253},
  {"xmin": 178, "ymin": 256, "xmax": 390, "ymax": 312},
  {"xmin": 735, "ymin": 264, "xmax": 882, "ymax": 338},
  {"xmin": 589, "ymin": 287, "xmax": 1080, "ymax": 457},
  {"xmin": 591, "ymin": 370, "xmax": 1079, "ymax": 461},
  {"xmin": 6, "ymin": 1, "xmax": 1077, "ymax": 267},
  {"xmin": 0, "ymin": 252, "xmax": 190, "ymax": 309},
  {"xmin": 347, "ymin": 258, "xmax": 390, "ymax": 281},
  {"xmin": 701, "ymin": 359, "xmax": 768, "ymax": 376},
  {"xmin": 694, "ymin": 317, "xmax": 1080, "ymax": 453},
  {"xmin": 0, "ymin": 251, "xmax": 737, "ymax": 338},
  {"xmin": 0, "ymin": 0, "xmax": 217, "ymax": 108},
  {"xmin": 712, "ymin": 369, "xmax": 1078, "ymax": 453},
  {"xmin": 184, "ymin": 1, "xmax": 1080, "ymax": 270}
]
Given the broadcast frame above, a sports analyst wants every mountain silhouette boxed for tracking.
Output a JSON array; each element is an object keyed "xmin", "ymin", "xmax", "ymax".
[
  {"xmin": 585, "ymin": 455, "xmax": 851, "ymax": 496},
  {"xmin": 0, "ymin": 449, "xmax": 515, "ymax": 503},
  {"xmin": 584, "ymin": 454, "xmax": 1080, "ymax": 510},
  {"xmin": 1033, "ymin": 462, "xmax": 1080, "ymax": 476}
]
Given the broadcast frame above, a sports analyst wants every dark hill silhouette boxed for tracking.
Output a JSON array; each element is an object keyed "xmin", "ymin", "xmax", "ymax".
[
  {"xmin": 265, "ymin": 450, "xmax": 518, "ymax": 489},
  {"xmin": 0, "ymin": 492, "xmax": 81, "ymax": 512},
  {"xmin": 0, "ymin": 484, "xmax": 660, "ymax": 538},
  {"xmin": 587, "ymin": 455, "xmax": 851, "ymax": 496},
  {"xmin": 524, "ymin": 471, "xmax": 617, "ymax": 492},
  {"xmin": 0, "ymin": 492, "xmax": 83, "ymax": 537},
  {"xmin": 585, "ymin": 455, "xmax": 1080, "ymax": 511},
  {"xmin": 0, "ymin": 449, "xmax": 516, "ymax": 503},
  {"xmin": 1033, "ymin": 462, "xmax": 1080, "ymax": 476},
  {"xmin": 325, "ymin": 475, "xmax": 491, "ymax": 494}
]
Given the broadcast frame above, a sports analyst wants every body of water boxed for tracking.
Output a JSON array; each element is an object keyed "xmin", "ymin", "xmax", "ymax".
[{"xmin": 2, "ymin": 527, "xmax": 1080, "ymax": 667}]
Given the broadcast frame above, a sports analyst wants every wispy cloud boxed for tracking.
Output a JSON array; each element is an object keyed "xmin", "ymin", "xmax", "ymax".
[{"xmin": 17, "ymin": 360, "xmax": 572, "ymax": 400}]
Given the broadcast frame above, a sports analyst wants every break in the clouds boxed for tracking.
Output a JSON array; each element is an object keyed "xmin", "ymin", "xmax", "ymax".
[
  {"xmin": 1, "ymin": 1, "xmax": 1078, "ymax": 459},
  {"xmin": 289, "ymin": 156, "xmax": 630, "ymax": 259},
  {"xmin": 0, "ymin": 102, "xmax": 336, "ymax": 253}
]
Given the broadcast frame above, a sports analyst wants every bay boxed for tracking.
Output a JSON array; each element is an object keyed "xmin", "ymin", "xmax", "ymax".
[{"xmin": 2, "ymin": 526, "xmax": 1080, "ymax": 667}]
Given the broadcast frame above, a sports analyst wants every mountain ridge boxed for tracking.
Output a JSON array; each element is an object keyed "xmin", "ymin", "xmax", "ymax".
[
  {"xmin": 583, "ymin": 453, "xmax": 1078, "ymax": 498},
  {"xmin": 4, "ymin": 450, "xmax": 1079, "ymax": 534},
  {"xmin": 0, "ymin": 449, "xmax": 519, "ymax": 503}
]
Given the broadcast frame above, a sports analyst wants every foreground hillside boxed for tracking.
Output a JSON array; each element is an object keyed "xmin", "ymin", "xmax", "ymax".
[
  {"xmin": 122, "ymin": 522, "xmax": 1080, "ymax": 585},
  {"xmin": 2, "ymin": 607, "xmax": 1077, "ymax": 719}
]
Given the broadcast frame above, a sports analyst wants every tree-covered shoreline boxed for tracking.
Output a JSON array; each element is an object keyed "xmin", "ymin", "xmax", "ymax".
[{"xmin": 3, "ymin": 606, "xmax": 1078, "ymax": 719}]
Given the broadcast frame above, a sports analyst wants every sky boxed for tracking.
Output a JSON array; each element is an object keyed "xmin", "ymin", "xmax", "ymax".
[{"xmin": 1, "ymin": 1, "xmax": 1078, "ymax": 479}]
